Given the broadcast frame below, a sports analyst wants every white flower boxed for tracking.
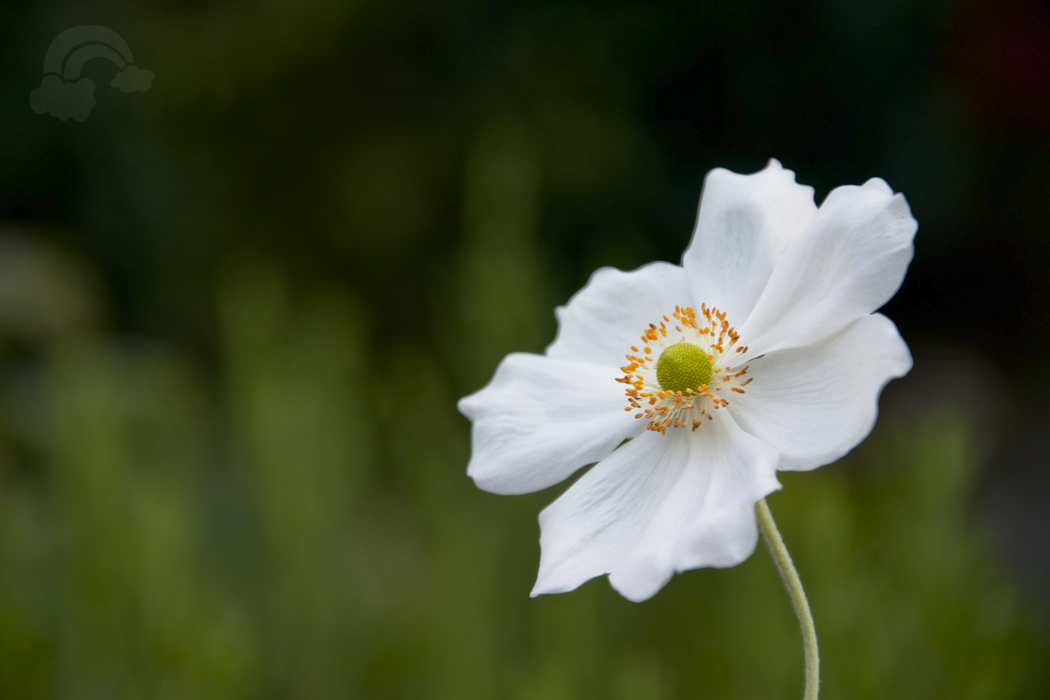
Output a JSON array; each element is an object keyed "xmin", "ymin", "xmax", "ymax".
[{"xmin": 458, "ymin": 160, "xmax": 916, "ymax": 602}]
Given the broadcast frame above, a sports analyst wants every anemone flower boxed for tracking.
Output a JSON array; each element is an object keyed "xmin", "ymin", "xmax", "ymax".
[{"xmin": 459, "ymin": 160, "xmax": 915, "ymax": 605}]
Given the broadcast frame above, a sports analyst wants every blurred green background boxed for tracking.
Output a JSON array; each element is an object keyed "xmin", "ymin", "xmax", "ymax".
[{"xmin": 2, "ymin": 0, "xmax": 1050, "ymax": 697}]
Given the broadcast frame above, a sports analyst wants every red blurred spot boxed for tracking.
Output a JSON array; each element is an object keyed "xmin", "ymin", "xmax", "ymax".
[{"xmin": 958, "ymin": 1, "xmax": 1050, "ymax": 126}]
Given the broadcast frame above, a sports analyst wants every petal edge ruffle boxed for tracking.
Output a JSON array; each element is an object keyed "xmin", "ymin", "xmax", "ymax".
[
  {"xmin": 532, "ymin": 414, "xmax": 780, "ymax": 602},
  {"xmin": 546, "ymin": 262, "xmax": 692, "ymax": 368},
  {"xmin": 738, "ymin": 178, "xmax": 916, "ymax": 359},
  {"xmin": 459, "ymin": 353, "xmax": 643, "ymax": 495},
  {"xmin": 683, "ymin": 159, "xmax": 817, "ymax": 324},
  {"xmin": 730, "ymin": 313, "xmax": 912, "ymax": 472}
]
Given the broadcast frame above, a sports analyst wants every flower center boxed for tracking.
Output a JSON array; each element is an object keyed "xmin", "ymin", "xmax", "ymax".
[
  {"xmin": 618, "ymin": 304, "xmax": 752, "ymax": 434},
  {"xmin": 656, "ymin": 342, "xmax": 712, "ymax": 392}
]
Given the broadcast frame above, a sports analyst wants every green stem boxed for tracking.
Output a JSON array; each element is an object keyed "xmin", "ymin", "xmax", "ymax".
[{"xmin": 756, "ymin": 498, "xmax": 819, "ymax": 700}]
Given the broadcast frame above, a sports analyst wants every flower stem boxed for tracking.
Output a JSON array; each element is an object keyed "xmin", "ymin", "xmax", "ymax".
[{"xmin": 756, "ymin": 498, "xmax": 819, "ymax": 700}]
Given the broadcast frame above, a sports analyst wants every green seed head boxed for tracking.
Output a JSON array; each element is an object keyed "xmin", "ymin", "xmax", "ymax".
[{"xmin": 656, "ymin": 342, "xmax": 712, "ymax": 393}]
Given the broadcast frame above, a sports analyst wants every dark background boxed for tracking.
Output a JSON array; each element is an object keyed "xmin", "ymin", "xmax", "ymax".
[{"xmin": 1, "ymin": 0, "xmax": 1049, "ymax": 698}]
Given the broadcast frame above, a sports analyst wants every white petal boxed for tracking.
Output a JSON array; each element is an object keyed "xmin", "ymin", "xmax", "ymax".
[
  {"xmin": 546, "ymin": 262, "xmax": 691, "ymax": 368},
  {"xmin": 610, "ymin": 503, "xmax": 760, "ymax": 602},
  {"xmin": 682, "ymin": 159, "xmax": 817, "ymax": 323},
  {"xmin": 730, "ymin": 314, "xmax": 912, "ymax": 472},
  {"xmin": 739, "ymin": 178, "xmax": 917, "ymax": 358},
  {"xmin": 458, "ymin": 353, "xmax": 643, "ymax": 495},
  {"xmin": 531, "ymin": 414, "xmax": 781, "ymax": 602}
]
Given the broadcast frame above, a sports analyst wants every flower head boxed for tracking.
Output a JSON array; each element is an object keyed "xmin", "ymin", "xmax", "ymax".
[{"xmin": 458, "ymin": 160, "xmax": 915, "ymax": 602}]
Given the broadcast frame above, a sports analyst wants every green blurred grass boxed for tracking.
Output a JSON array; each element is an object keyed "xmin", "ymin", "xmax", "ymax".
[{"xmin": 1, "ymin": 170, "xmax": 1048, "ymax": 697}]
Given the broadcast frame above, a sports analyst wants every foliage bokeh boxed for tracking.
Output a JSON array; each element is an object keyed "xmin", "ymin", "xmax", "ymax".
[{"xmin": 2, "ymin": 0, "xmax": 1050, "ymax": 697}]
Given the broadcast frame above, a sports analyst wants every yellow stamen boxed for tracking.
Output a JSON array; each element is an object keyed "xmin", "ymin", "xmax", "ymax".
[{"xmin": 617, "ymin": 304, "xmax": 752, "ymax": 433}]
